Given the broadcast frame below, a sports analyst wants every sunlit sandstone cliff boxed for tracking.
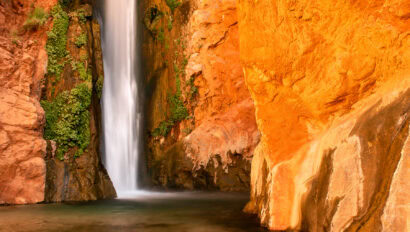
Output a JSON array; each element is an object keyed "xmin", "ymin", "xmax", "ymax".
[{"xmin": 238, "ymin": 0, "xmax": 410, "ymax": 231}]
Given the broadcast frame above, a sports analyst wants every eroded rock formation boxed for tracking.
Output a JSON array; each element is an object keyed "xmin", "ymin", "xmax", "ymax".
[
  {"xmin": 42, "ymin": 1, "xmax": 116, "ymax": 202},
  {"xmin": 142, "ymin": 0, "xmax": 259, "ymax": 191},
  {"xmin": 238, "ymin": 0, "xmax": 410, "ymax": 231},
  {"xmin": 0, "ymin": 0, "xmax": 115, "ymax": 204},
  {"xmin": 0, "ymin": 0, "xmax": 54, "ymax": 204}
]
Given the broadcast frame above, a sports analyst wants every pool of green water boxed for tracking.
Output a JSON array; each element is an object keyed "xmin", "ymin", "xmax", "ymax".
[{"xmin": 0, "ymin": 192, "xmax": 267, "ymax": 232}]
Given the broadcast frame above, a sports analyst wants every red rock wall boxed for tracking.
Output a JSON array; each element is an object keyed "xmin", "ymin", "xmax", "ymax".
[
  {"xmin": 0, "ymin": 0, "xmax": 56, "ymax": 204},
  {"xmin": 238, "ymin": 0, "xmax": 410, "ymax": 231},
  {"xmin": 0, "ymin": 0, "xmax": 115, "ymax": 204}
]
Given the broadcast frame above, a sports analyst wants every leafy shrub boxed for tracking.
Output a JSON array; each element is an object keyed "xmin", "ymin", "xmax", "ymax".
[
  {"xmin": 96, "ymin": 75, "xmax": 104, "ymax": 98},
  {"xmin": 166, "ymin": 0, "xmax": 181, "ymax": 13},
  {"xmin": 71, "ymin": 61, "xmax": 92, "ymax": 81},
  {"xmin": 157, "ymin": 27, "xmax": 165, "ymax": 43},
  {"xmin": 152, "ymin": 120, "xmax": 173, "ymax": 137},
  {"xmin": 77, "ymin": 9, "xmax": 87, "ymax": 24},
  {"xmin": 167, "ymin": 16, "xmax": 173, "ymax": 31},
  {"xmin": 46, "ymin": 3, "xmax": 69, "ymax": 78},
  {"xmin": 24, "ymin": 7, "xmax": 49, "ymax": 30},
  {"xmin": 75, "ymin": 33, "xmax": 87, "ymax": 47},
  {"xmin": 41, "ymin": 83, "xmax": 92, "ymax": 160}
]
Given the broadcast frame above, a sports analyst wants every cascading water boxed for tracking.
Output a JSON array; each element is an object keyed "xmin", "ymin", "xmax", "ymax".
[{"xmin": 97, "ymin": 0, "xmax": 141, "ymax": 196}]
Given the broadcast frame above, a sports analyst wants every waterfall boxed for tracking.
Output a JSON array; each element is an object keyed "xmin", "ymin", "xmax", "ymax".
[{"xmin": 97, "ymin": 0, "xmax": 141, "ymax": 195}]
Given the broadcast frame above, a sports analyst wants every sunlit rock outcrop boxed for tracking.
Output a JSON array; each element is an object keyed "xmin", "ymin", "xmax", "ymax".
[
  {"xmin": 0, "ymin": 0, "xmax": 55, "ymax": 204},
  {"xmin": 142, "ymin": 0, "xmax": 259, "ymax": 191},
  {"xmin": 238, "ymin": 0, "xmax": 410, "ymax": 230}
]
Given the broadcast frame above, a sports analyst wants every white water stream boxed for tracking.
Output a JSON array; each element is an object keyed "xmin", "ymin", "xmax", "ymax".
[{"xmin": 97, "ymin": 0, "xmax": 141, "ymax": 196}]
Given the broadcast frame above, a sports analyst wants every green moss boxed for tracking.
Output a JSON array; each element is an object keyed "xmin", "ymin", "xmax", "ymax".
[
  {"xmin": 24, "ymin": 7, "xmax": 49, "ymax": 30},
  {"xmin": 96, "ymin": 75, "xmax": 104, "ymax": 98},
  {"xmin": 157, "ymin": 27, "xmax": 165, "ymax": 43},
  {"xmin": 167, "ymin": 16, "xmax": 173, "ymax": 31},
  {"xmin": 75, "ymin": 33, "xmax": 87, "ymax": 48},
  {"xmin": 71, "ymin": 61, "xmax": 92, "ymax": 81},
  {"xmin": 152, "ymin": 60, "xmax": 189, "ymax": 137},
  {"xmin": 144, "ymin": 6, "xmax": 163, "ymax": 36},
  {"xmin": 187, "ymin": 76, "xmax": 198, "ymax": 99},
  {"xmin": 46, "ymin": 3, "xmax": 69, "ymax": 78},
  {"xmin": 166, "ymin": 0, "xmax": 181, "ymax": 13},
  {"xmin": 152, "ymin": 120, "xmax": 173, "ymax": 137},
  {"xmin": 80, "ymin": 53, "xmax": 88, "ymax": 61},
  {"xmin": 77, "ymin": 9, "xmax": 87, "ymax": 24},
  {"xmin": 168, "ymin": 93, "xmax": 188, "ymax": 122},
  {"xmin": 41, "ymin": 83, "xmax": 92, "ymax": 160}
]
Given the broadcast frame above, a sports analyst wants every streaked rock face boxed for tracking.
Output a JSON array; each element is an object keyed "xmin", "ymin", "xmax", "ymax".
[
  {"xmin": 0, "ymin": 0, "xmax": 56, "ymax": 204},
  {"xmin": 143, "ymin": 0, "xmax": 259, "ymax": 191},
  {"xmin": 238, "ymin": 0, "xmax": 410, "ymax": 230}
]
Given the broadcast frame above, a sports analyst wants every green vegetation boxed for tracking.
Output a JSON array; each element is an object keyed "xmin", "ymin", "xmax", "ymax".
[
  {"xmin": 187, "ymin": 76, "xmax": 198, "ymax": 99},
  {"xmin": 80, "ymin": 53, "xmax": 88, "ymax": 61},
  {"xmin": 75, "ymin": 33, "xmax": 87, "ymax": 48},
  {"xmin": 41, "ymin": 83, "xmax": 92, "ymax": 160},
  {"xmin": 77, "ymin": 9, "xmax": 87, "ymax": 24},
  {"xmin": 152, "ymin": 48, "xmax": 190, "ymax": 137},
  {"xmin": 71, "ymin": 61, "xmax": 92, "ymax": 81},
  {"xmin": 167, "ymin": 16, "xmax": 173, "ymax": 31},
  {"xmin": 166, "ymin": 0, "xmax": 181, "ymax": 13},
  {"xmin": 24, "ymin": 7, "xmax": 49, "ymax": 30},
  {"xmin": 152, "ymin": 120, "xmax": 173, "ymax": 137},
  {"xmin": 157, "ymin": 27, "xmax": 165, "ymax": 43},
  {"xmin": 96, "ymin": 75, "xmax": 104, "ymax": 98},
  {"xmin": 46, "ymin": 3, "xmax": 69, "ymax": 78}
]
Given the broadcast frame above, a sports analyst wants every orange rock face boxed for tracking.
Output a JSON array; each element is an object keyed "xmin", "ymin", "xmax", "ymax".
[
  {"xmin": 238, "ymin": 0, "xmax": 410, "ymax": 231},
  {"xmin": 185, "ymin": 0, "xmax": 249, "ymax": 127},
  {"xmin": 0, "ymin": 0, "xmax": 57, "ymax": 204},
  {"xmin": 142, "ymin": 0, "xmax": 259, "ymax": 191},
  {"xmin": 182, "ymin": 0, "xmax": 259, "ymax": 187}
]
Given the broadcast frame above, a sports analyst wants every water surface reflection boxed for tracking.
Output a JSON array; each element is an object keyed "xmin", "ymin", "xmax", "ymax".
[{"xmin": 0, "ymin": 192, "xmax": 267, "ymax": 232}]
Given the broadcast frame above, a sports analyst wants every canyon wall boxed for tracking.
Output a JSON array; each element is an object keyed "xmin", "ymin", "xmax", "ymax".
[
  {"xmin": 238, "ymin": 0, "xmax": 410, "ymax": 231},
  {"xmin": 0, "ymin": 0, "xmax": 115, "ymax": 204},
  {"xmin": 141, "ymin": 0, "xmax": 259, "ymax": 191},
  {"xmin": 0, "ymin": 0, "xmax": 52, "ymax": 205}
]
